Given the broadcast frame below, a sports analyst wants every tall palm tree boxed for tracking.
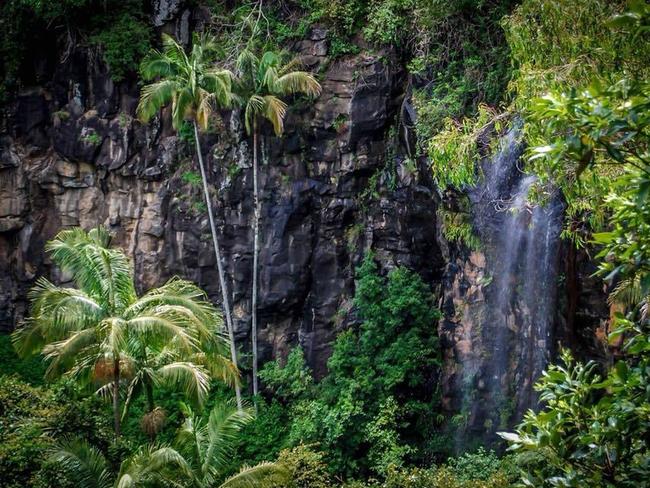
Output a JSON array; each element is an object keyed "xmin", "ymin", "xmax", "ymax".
[
  {"xmin": 137, "ymin": 33, "xmax": 243, "ymax": 409},
  {"xmin": 234, "ymin": 49, "xmax": 321, "ymax": 396},
  {"xmin": 12, "ymin": 227, "xmax": 235, "ymax": 438},
  {"xmin": 173, "ymin": 401, "xmax": 289, "ymax": 487}
]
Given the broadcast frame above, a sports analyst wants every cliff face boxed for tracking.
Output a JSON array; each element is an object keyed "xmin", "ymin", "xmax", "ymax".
[{"xmin": 0, "ymin": 5, "xmax": 444, "ymax": 375}]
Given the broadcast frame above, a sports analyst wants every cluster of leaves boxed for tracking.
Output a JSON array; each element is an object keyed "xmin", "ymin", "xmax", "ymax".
[
  {"xmin": 247, "ymin": 254, "xmax": 441, "ymax": 478},
  {"xmin": 411, "ymin": 0, "xmax": 517, "ymax": 149},
  {"xmin": 340, "ymin": 447, "xmax": 516, "ymax": 487},
  {"xmin": 428, "ymin": 104, "xmax": 505, "ymax": 189},
  {"xmin": 438, "ymin": 208, "xmax": 480, "ymax": 251},
  {"xmin": 0, "ymin": 375, "xmax": 112, "ymax": 488},
  {"xmin": 88, "ymin": 1, "xmax": 152, "ymax": 82},
  {"xmin": 507, "ymin": 0, "xmax": 649, "ymax": 237},
  {"xmin": 498, "ymin": 3, "xmax": 650, "ymax": 487},
  {"xmin": 0, "ymin": 0, "xmax": 151, "ymax": 98}
]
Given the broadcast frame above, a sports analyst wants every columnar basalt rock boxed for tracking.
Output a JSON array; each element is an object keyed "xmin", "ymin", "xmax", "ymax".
[{"xmin": 0, "ymin": 15, "xmax": 443, "ymax": 377}]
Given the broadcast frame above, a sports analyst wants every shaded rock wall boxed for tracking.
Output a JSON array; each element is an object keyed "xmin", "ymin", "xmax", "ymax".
[{"xmin": 0, "ymin": 10, "xmax": 444, "ymax": 377}]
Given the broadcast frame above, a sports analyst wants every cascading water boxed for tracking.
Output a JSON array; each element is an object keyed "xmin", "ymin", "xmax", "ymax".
[{"xmin": 451, "ymin": 124, "xmax": 564, "ymax": 445}]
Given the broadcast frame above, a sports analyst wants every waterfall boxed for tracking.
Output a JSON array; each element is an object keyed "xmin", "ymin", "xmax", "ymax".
[{"xmin": 452, "ymin": 124, "xmax": 564, "ymax": 445}]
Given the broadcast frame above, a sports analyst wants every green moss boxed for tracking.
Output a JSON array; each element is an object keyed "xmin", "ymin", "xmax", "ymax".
[
  {"xmin": 181, "ymin": 170, "xmax": 202, "ymax": 187},
  {"xmin": 80, "ymin": 131, "xmax": 102, "ymax": 146}
]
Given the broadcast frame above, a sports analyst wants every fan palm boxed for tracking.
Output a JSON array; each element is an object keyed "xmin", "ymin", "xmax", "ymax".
[
  {"xmin": 173, "ymin": 401, "xmax": 289, "ymax": 487},
  {"xmin": 234, "ymin": 48, "xmax": 321, "ymax": 396},
  {"xmin": 137, "ymin": 33, "xmax": 243, "ymax": 410},
  {"xmin": 49, "ymin": 437, "xmax": 190, "ymax": 488},
  {"xmin": 12, "ymin": 227, "xmax": 235, "ymax": 438}
]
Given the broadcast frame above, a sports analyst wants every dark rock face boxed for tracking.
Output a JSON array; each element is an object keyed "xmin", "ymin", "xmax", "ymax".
[{"xmin": 0, "ymin": 14, "xmax": 443, "ymax": 377}]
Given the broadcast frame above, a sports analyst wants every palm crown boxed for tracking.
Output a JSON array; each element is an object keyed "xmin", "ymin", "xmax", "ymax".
[
  {"xmin": 12, "ymin": 227, "xmax": 235, "ymax": 436},
  {"xmin": 235, "ymin": 49, "xmax": 321, "ymax": 135},
  {"xmin": 137, "ymin": 33, "xmax": 234, "ymax": 129},
  {"xmin": 50, "ymin": 402, "xmax": 288, "ymax": 488}
]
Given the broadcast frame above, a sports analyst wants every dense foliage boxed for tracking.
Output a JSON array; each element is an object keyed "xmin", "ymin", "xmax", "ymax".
[
  {"xmin": 0, "ymin": 0, "xmax": 151, "ymax": 99},
  {"xmin": 240, "ymin": 254, "xmax": 442, "ymax": 478},
  {"xmin": 493, "ymin": 2, "xmax": 650, "ymax": 487},
  {"xmin": 3, "ymin": 0, "xmax": 650, "ymax": 487}
]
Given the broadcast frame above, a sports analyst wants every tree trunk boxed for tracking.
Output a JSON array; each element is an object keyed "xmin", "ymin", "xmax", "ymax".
[
  {"xmin": 145, "ymin": 380, "xmax": 155, "ymax": 413},
  {"xmin": 251, "ymin": 125, "xmax": 260, "ymax": 398},
  {"xmin": 113, "ymin": 357, "xmax": 121, "ymax": 438},
  {"xmin": 193, "ymin": 121, "xmax": 243, "ymax": 411}
]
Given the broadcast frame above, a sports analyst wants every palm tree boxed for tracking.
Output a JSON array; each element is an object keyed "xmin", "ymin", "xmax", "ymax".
[
  {"xmin": 234, "ymin": 49, "xmax": 321, "ymax": 396},
  {"xmin": 173, "ymin": 401, "xmax": 289, "ymax": 487},
  {"xmin": 49, "ymin": 437, "xmax": 190, "ymax": 487},
  {"xmin": 137, "ymin": 33, "xmax": 243, "ymax": 409},
  {"xmin": 12, "ymin": 227, "xmax": 235, "ymax": 438}
]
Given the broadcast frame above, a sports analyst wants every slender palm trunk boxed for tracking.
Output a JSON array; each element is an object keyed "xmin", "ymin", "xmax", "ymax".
[
  {"xmin": 113, "ymin": 357, "xmax": 121, "ymax": 438},
  {"xmin": 251, "ymin": 124, "xmax": 260, "ymax": 398},
  {"xmin": 145, "ymin": 380, "xmax": 155, "ymax": 412},
  {"xmin": 193, "ymin": 121, "xmax": 243, "ymax": 410}
]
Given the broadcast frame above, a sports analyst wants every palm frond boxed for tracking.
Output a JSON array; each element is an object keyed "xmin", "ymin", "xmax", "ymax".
[
  {"xmin": 197, "ymin": 88, "xmax": 216, "ymax": 130},
  {"xmin": 127, "ymin": 315, "xmax": 198, "ymax": 352},
  {"xmin": 140, "ymin": 52, "xmax": 178, "ymax": 81},
  {"xmin": 262, "ymin": 95, "xmax": 288, "ymax": 136},
  {"xmin": 609, "ymin": 277, "xmax": 647, "ymax": 307},
  {"xmin": 48, "ymin": 438, "xmax": 112, "ymax": 488},
  {"xmin": 236, "ymin": 49, "xmax": 259, "ymax": 80},
  {"xmin": 258, "ymin": 51, "xmax": 280, "ymax": 83},
  {"xmin": 42, "ymin": 327, "xmax": 98, "ymax": 379},
  {"xmin": 137, "ymin": 79, "xmax": 180, "ymax": 123},
  {"xmin": 273, "ymin": 71, "xmax": 321, "ymax": 98},
  {"xmin": 45, "ymin": 227, "xmax": 136, "ymax": 311},
  {"xmin": 118, "ymin": 444, "xmax": 191, "ymax": 487},
  {"xmin": 155, "ymin": 361, "xmax": 211, "ymax": 407},
  {"xmin": 244, "ymin": 95, "xmax": 266, "ymax": 134},
  {"xmin": 201, "ymin": 401, "xmax": 255, "ymax": 474},
  {"xmin": 193, "ymin": 350, "xmax": 240, "ymax": 388},
  {"xmin": 161, "ymin": 33, "xmax": 191, "ymax": 76},
  {"xmin": 172, "ymin": 87, "xmax": 195, "ymax": 130},
  {"xmin": 204, "ymin": 68, "xmax": 235, "ymax": 108}
]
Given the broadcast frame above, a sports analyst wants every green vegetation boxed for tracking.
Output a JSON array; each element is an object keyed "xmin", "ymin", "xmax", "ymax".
[
  {"xmin": 439, "ymin": 208, "xmax": 480, "ymax": 251},
  {"xmin": 249, "ymin": 254, "xmax": 442, "ymax": 477},
  {"xmin": 2, "ymin": 227, "xmax": 285, "ymax": 487},
  {"xmin": 4, "ymin": 1, "xmax": 650, "ymax": 487},
  {"xmin": 12, "ymin": 227, "xmax": 237, "ymax": 438},
  {"xmin": 0, "ymin": 0, "xmax": 151, "ymax": 98},
  {"xmin": 491, "ymin": 2, "xmax": 650, "ymax": 487},
  {"xmin": 81, "ymin": 131, "xmax": 102, "ymax": 146},
  {"xmin": 181, "ymin": 171, "xmax": 203, "ymax": 188}
]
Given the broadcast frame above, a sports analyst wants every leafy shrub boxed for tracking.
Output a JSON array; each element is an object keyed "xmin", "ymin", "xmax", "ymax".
[
  {"xmin": 0, "ymin": 334, "xmax": 45, "ymax": 383},
  {"xmin": 181, "ymin": 170, "xmax": 202, "ymax": 187},
  {"xmin": 90, "ymin": 7, "xmax": 152, "ymax": 82},
  {"xmin": 0, "ymin": 376, "xmax": 111, "ymax": 488},
  {"xmin": 447, "ymin": 447, "xmax": 505, "ymax": 482},
  {"xmin": 258, "ymin": 254, "xmax": 442, "ymax": 477},
  {"xmin": 274, "ymin": 445, "xmax": 333, "ymax": 488}
]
